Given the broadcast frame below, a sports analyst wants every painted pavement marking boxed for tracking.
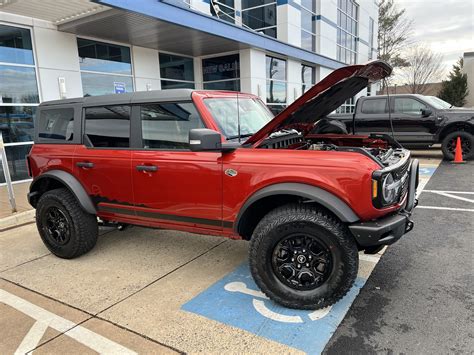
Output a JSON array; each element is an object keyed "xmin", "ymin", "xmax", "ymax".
[
  {"xmin": 182, "ymin": 263, "xmax": 367, "ymax": 354},
  {"xmin": 416, "ymin": 206, "xmax": 474, "ymax": 212},
  {"xmin": 182, "ymin": 161, "xmax": 440, "ymax": 354},
  {"xmin": 0, "ymin": 288, "xmax": 137, "ymax": 354}
]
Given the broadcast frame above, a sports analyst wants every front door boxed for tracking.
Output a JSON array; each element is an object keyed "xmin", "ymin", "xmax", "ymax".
[
  {"xmin": 74, "ymin": 105, "xmax": 134, "ymax": 218},
  {"xmin": 391, "ymin": 97, "xmax": 437, "ymax": 143},
  {"xmin": 131, "ymin": 101, "xmax": 223, "ymax": 231}
]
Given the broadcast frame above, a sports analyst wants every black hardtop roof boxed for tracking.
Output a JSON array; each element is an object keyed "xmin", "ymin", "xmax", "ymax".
[{"xmin": 39, "ymin": 89, "xmax": 195, "ymax": 107}]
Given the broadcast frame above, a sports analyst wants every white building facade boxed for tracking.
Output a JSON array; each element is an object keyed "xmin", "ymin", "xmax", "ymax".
[{"xmin": 0, "ymin": 0, "xmax": 378, "ymax": 183}]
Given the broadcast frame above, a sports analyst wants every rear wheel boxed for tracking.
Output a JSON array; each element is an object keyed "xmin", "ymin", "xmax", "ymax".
[
  {"xmin": 249, "ymin": 204, "xmax": 358, "ymax": 310},
  {"xmin": 36, "ymin": 188, "xmax": 98, "ymax": 259},
  {"xmin": 441, "ymin": 131, "xmax": 474, "ymax": 160}
]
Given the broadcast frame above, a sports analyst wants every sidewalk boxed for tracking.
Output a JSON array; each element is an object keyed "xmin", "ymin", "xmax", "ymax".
[
  {"xmin": 0, "ymin": 181, "xmax": 31, "ymax": 219},
  {"xmin": 0, "ymin": 181, "xmax": 34, "ymax": 231}
]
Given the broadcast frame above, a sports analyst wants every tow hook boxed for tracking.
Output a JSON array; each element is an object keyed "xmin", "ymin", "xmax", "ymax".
[{"xmin": 405, "ymin": 220, "xmax": 414, "ymax": 233}]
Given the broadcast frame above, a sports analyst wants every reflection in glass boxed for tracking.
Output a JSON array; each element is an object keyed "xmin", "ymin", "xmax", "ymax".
[
  {"xmin": 203, "ymin": 80, "xmax": 240, "ymax": 91},
  {"xmin": 266, "ymin": 56, "xmax": 286, "ymax": 81},
  {"xmin": 242, "ymin": 0, "xmax": 275, "ymax": 8},
  {"xmin": 0, "ymin": 106, "xmax": 36, "ymax": 143},
  {"xmin": 0, "ymin": 25, "xmax": 34, "ymax": 65},
  {"xmin": 301, "ymin": 65, "xmax": 314, "ymax": 93},
  {"xmin": 159, "ymin": 53, "xmax": 195, "ymax": 82},
  {"xmin": 204, "ymin": 97, "xmax": 273, "ymax": 139},
  {"xmin": 81, "ymin": 72, "xmax": 133, "ymax": 97},
  {"xmin": 242, "ymin": 4, "xmax": 277, "ymax": 38},
  {"xmin": 0, "ymin": 65, "xmax": 39, "ymax": 103},
  {"xmin": 266, "ymin": 81, "xmax": 287, "ymax": 103},
  {"xmin": 202, "ymin": 54, "xmax": 240, "ymax": 82},
  {"xmin": 78, "ymin": 38, "xmax": 132, "ymax": 75},
  {"xmin": 160, "ymin": 80, "xmax": 195, "ymax": 90},
  {"xmin": 210, "ymin": 0, "xmax": 235, "ymax": 23},
  {"xmin": 301, "ymin": 30, "xmax": 314, "ymax": 52},
  {"xmin": 0, "ymin": 144, "xmax": 32, "ymax": 183}
]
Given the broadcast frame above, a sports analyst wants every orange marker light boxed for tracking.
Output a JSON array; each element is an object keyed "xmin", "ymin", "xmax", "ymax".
[{"xmin": 372, "ymin": 180, "xmax": 378, "ymax": 199}]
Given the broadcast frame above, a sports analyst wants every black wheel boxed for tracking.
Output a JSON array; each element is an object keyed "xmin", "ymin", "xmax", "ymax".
[
  {"xmin": 36, "ymin": 188, "xmax": 98, "ymax": 259},
  {"xmin": 441, "ymin": 131, "xmax": 474, "ymax": 160},
  {"xmin": 249, "ymin": 204, "xmax": 358, "ymax": 310}
]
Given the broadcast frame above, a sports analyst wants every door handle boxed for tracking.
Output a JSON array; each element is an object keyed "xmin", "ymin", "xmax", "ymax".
[
  {"xmin": 76, "ymin": 162, "xmax": 94, "ymax": 169},
  {"xmin": 136, "ymin": 165, "xmax": 158, "ymax": 172}
]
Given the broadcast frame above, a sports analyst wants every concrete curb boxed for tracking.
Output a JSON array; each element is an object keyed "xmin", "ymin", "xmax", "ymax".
[{"xmin": 0, "ymin": 209, "xmax": 35, "ymax": 232}]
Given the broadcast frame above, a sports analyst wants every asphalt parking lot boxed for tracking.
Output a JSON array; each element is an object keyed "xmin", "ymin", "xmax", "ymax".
[{"xmin": 1, "ymin": 149, "xmax": 472, "ymax": 354}]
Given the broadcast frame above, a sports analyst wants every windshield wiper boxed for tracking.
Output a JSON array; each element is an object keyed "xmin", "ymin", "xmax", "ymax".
[{"xmin": 227, "ymin": 133, "xmax": 254, "ymax": 141}]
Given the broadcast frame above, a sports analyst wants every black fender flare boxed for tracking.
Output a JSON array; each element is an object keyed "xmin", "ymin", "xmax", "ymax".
[
  {"xmin": 234, "ymin": 183, "xmax": 360, "ymax": 233},
  {"xmin": 29, "ymin": 170, "xmax": 96, "ymax": 215}
]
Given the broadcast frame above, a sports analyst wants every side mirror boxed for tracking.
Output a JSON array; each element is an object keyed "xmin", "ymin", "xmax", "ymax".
[
  {"xmin": 189, "ymin": 129, "xmax": 241, "ymax": 153},
  {"xmin": 421, "ymin": 109, "xmax": 432, "ymax": 117},
  {"xmin": 189, "ymin": 129, "xmax": 222, "ymax": 152}
]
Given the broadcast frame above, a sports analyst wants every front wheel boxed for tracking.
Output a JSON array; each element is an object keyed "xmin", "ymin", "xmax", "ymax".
[
  {"xmin": 441, "ymin": 131, "xmax": 474, "ymax": 160},
  {"xmin": 249, "ymin": 204, "xmax": 358, "ymax": 310}
]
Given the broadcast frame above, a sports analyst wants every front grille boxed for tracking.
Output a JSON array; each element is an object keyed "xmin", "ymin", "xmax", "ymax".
[{"xmin": 397, "ymin": 160, "xmax": 411, "ymax": 202}]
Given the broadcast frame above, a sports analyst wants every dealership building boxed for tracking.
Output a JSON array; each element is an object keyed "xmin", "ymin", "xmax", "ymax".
[{"xmin": 0, "ymin": 0, "xmax": 378, "ymax": 184}]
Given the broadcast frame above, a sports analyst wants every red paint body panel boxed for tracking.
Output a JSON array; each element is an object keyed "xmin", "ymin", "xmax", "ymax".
[{"xmin": 29, "ymin": 62, "xmax": 402, "ymax": 239}]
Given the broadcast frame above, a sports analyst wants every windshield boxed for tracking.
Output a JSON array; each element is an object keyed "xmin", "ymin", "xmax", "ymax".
[
  {"xmin": 204, "ymin": 97, "xmax": 274, "ymax": 140},
  {"xmin": 424, "ymin": 96, "xmax": 452, "ymax": 109}
]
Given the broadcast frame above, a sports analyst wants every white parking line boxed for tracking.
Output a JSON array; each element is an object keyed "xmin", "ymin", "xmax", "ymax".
[
  {"xmin": 15, "ymin": 321, "xmax": 49, "ymax": 355},
  {"xmin": 423, "ymin": 190, "xmax": 474, "ymax": 195},
  {"xmin": 416, "ymin": 206, "xmax": 474, "ymax": 212},
  {"xmin": 423, "ymin": 191, "xmax": 474, "ymax": 203},
  {"xmin": 0, "ymin": 289, "xmax": 137, "ymax": 354}
]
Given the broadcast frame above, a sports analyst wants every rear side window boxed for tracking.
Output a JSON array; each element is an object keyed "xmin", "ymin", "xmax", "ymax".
[
  {"xmin": 38, "ymin": 108, "xmax": 74, "ymax": 141},
  {"xmin": 85, "ymin": 105, "xmax": 130, "ymax": 148},
  {"xmin": 140, "ymin": 102, "xmax": 204, "ymax": 150},
  {"xmin": 361, "ymin": 99, "xmax": 387, "ymax": 114}
]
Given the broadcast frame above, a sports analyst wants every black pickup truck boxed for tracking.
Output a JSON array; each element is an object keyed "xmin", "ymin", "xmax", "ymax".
[{"xmin": 330, "ymin": 94, "xmax": 474, "ymax": 160}]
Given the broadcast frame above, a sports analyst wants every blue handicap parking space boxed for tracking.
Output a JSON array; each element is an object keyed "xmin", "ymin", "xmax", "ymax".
[
  {"xmin": 182, "ymin": 263, "xmax": 367, "ymax": 354},
  {"xmin": 419, "ymin": 167, "xmax": 436, "ymax": 176}
]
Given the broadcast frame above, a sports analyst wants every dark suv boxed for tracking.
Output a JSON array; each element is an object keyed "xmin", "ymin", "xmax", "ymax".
[
  {"xmin": 331, "ymin": 94, "xmax": 474, "ymax": 160},
  {"xmin": 27, "ymin": 61, "xmax": 418, "ymax": 310}
]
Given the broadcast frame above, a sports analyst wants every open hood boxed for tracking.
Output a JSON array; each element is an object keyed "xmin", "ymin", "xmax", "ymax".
[{"xmin": 244, "ymin": 60, "xmax": 392, "ymax": 146}]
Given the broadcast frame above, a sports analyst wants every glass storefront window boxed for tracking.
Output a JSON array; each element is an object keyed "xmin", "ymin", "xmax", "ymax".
[
  {"xmin": 81, "ymin": 72, "xmax": 134, "ymax": 97},
  {"xmin": 300, "ymin": 0, "xmax": 315, "ymax": 51},
  {"xmin": 159, "ymin": 53, "xmax": 195, "ymax": 89},
  {"xmin": 78, "ymin": 38, "xmax": 132, "ymax": 75},
  {"xmin": 0, "ymin": 106, "xmax": 36, "ymax": 143},
  {"xmin": 301, "ymin": 65, "xmax": 315, "ymax": 93},
  {"xmin": 0, "ymin": 25, "xmax": 34, "ymax": 65},
  {"xmin": 266, "ymin": 56, "xmax": 286, "ymax": 115},
  {"xmin": 202, "ymin": 54, "xmax": 240, "ymax": 91},
  {"xmin": 337, "ymin": 0, "xmax": 358, "ymax": 64},
  {"xmin": 0, "ymin": 144, "xmax": 32, "ymax": 183},
  {"xmin": 210, "ymin": 0, "xmax": 235, "ymax": 23},
  {"xmin": 242, "ymin": 1, "xmax": 277, "ymax": 38},
  {"xmin": 266, "ymin": 56, "xmax": 286, "ymax": 81},
  {"xmin": 0, "ymin": 65, "xmax": 39, "ymax": 103},
  {"xmin": 160, "ymin": 80, "xmax": 195, "ymax": 90},
  {"xmin": 266, "ymin": 81, "xmax": 286, "ymax": 103}
]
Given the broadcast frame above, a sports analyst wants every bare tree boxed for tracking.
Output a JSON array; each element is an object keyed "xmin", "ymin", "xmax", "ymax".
[
  {"xmin": 401, "ymin": 45, "xmax": 444, "ymax": 94},
  {"xmin": 377, "ymin": 0, "xmax": 413, "ymax": 88}
]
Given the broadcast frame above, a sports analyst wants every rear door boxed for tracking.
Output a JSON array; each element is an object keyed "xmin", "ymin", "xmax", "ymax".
[
  {"xmin": 354, "ymin": 97, "xmax": 390, "ymax": 134},
  {"xmin": 391, "ymin": 97, "xmax": 437, "ymax": 143},
  {"xmin": 73, "ymin": 105, "xmax": 134, "ymax": 217},
  {"xmin": 131, "ymin": 101, "xmax": 223, "ymax": 231}
]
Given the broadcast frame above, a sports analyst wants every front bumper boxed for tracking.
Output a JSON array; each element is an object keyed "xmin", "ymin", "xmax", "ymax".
[{"xmin": 349, "ymin": 159, "xmax": 419, "ymax": 247}]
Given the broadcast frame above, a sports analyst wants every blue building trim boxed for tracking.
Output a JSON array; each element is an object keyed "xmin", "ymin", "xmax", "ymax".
[{"xmin": 93, "ymin": 0, "xmax": 344, "ymax": 69}]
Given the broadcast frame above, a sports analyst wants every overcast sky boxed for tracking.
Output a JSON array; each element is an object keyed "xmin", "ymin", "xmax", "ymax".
[{"xmin": 395, "ymin": 0, "xmax": 473, "ymax": 79}]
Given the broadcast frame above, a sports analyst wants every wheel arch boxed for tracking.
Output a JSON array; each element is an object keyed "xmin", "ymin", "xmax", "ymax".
[
  {"xmin": 438, "ymin": 122, "xmax": 474, "ymax": 142},
  {"xmin": 234, "ymin": 183, "xmax": 360, "ymax": 240},
  {"xmin": 29, "ymin": 170, "xmax": 96, "ymax": 215}
]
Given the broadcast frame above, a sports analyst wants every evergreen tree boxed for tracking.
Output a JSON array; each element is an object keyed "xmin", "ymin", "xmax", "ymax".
[{"xmin": 438, "ymin": 58, "xmax": 469, "ymax": 107}]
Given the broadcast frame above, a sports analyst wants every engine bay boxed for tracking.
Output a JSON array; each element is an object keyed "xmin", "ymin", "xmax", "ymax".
[{"xmin": 258, "ymin": 129, "xmax": 408, "ymax": 167}]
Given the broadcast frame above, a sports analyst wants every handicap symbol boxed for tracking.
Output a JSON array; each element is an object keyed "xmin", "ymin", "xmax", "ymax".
[
  {"xmin": 224, "ymin": 281, "xmax": 332, "ymax": 323},
  {"xmin": 419, "ymin": 167, "xmax": 433, "ymax": 175}
]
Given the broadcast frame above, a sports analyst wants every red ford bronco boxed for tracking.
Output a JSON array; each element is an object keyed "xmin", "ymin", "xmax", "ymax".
[{"xmin": 27, "ymin": 60, "xmax": 418, "ymax": 310}]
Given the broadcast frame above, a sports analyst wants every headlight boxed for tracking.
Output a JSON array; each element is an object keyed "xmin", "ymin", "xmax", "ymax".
[{"xmin": 382, "ymin": 173, "xmax": 397, "ymax": 205}]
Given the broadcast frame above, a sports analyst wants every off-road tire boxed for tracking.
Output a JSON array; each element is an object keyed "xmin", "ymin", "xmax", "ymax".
[
  {"xmin": 441, "ymin": 131, "xmax": 474, "ymax": 160},
  {"xmin": 36, "ymin": 188, "xmax": 98, "ymax": 259},
  {"xmin": 249, "ymin": 204, "xmax": 358, "ymax": 310}
]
